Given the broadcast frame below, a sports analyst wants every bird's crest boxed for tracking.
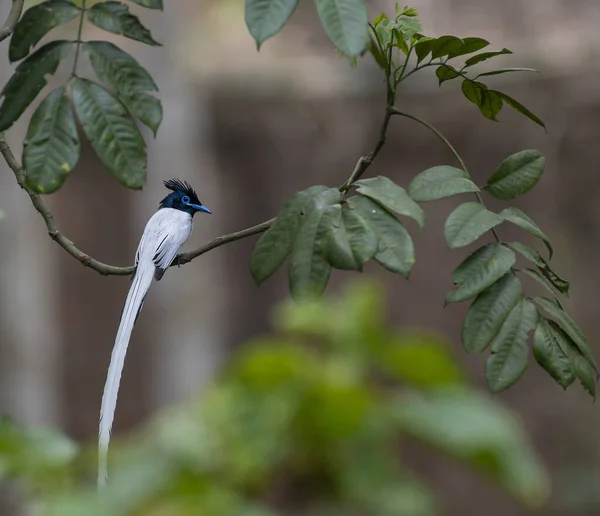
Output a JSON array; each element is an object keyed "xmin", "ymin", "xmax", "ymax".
[{"xmin": 163, "ymin": 178, "xmax": 198, "ymax": 199}]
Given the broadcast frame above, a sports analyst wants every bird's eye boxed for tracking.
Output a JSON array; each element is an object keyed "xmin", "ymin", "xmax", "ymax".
[{"xmin": 182, "ymin": 195, "xmax": 190, "ymax": 204}]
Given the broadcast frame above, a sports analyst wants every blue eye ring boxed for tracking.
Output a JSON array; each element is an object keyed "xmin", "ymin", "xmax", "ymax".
[{"xmin": 181, "ymin": 195, "xmax": 190, "ymax": 204}]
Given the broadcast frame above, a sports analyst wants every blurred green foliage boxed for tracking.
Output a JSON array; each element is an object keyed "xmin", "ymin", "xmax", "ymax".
[{"xmin": 1, "ymin": 280, "xmax": 549, "ymax": 514}]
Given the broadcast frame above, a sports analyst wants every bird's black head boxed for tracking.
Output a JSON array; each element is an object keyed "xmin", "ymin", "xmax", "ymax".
[{"xmin": 159, "ymin": 179, "xmax": 211, "ymax": 217}]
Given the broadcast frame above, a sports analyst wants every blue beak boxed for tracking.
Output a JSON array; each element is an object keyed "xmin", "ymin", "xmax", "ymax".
[{"xmin": 191, "ymin": 203, "xmax": 212, "ymax": 214}]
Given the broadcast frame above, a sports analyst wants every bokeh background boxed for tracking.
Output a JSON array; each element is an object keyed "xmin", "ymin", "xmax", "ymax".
[{"xmin": 1, "ymin": 0, "xmax": 600, "ymax": 514}]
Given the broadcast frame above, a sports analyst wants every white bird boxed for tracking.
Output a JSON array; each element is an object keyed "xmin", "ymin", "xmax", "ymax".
[{"xmin": 98, "ymin": 178, "xmax": 211, "ymax": 487}]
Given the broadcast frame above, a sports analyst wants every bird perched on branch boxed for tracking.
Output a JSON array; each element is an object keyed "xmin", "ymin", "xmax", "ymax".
[{"xmin": 98, "ymin": 179, "xmax": 211, "ymax": 487}]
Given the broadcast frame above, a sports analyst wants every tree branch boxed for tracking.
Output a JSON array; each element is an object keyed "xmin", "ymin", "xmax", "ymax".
[
  {"xmin": 0, "ymin": 0, "xmax": 24, "ymax": 43},
  {"xmin": 0, "ymin": 0, "xmax": 392, "ymax": 278},
  {"xmin": 389, "ymin": 107, "xmax": 501, "ymax": 242}
]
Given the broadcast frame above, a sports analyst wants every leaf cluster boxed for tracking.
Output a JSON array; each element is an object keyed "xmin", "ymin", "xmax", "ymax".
[
  {"xmin": 0, "ymin": 0, "xmax": 163, "ymax": 193},
  {"xmin": 0, "ymin": 281, "xmax": 549, "ymax": 514}
]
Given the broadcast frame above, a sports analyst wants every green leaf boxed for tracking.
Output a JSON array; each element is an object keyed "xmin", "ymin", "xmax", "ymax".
[
  {"xmin": 408, "ymin": 165, "xmax": 479, "ymax": 202},
  {"xmin": 393, "ymin": 390, "xmax": 550, "ymax": 508},
  {"xmin": 251, "ymin": 185, "xmax": 330, "ymax": 284},
  {"xmin": 245, "ymin": 0, "xmax": 299, "ymax": 49},
  {"xmin": 22, "ymin": 86, "xmax": 80, "ymax": 194},
  {"xmin": 87, "ymin": 1, "xmax": 161, "ymax": 46},
  {"xmin": 129, "ymin": 0, "xmax": 163, "ymax": 9},
  {"xmin": 476, "ymin": 68, "xmax": 540, "ymax": 78},
  {"xmin": 414, "ymin": 37, "xmax": 435, "ymax": 63},
  {"xmin": 355, "ymin": 176, "xmax": 425, "ymax": 229},
  {"xmin": 461, "ymin": 81, "xmax": 503, "ymax": 121},
  {"xmin": 507, "ymin": 242, "xmax": 569, "ymax": 296},
  {"xmin": 462, "ymin": 273, "xmax": 523, "ymax": 353},
  {"xmin": 499, "ymin": 207, "xmax": 552, "ymax": 259},
  {"xmin": 84, "ymin": 41, "xmax": 162, "ymax": 134},
  {"xmin": 379, "ymin": 334, "xmax": 464, "ymax": 388},
  {"xmin": 436, "ymin": 65, "xmax": 460, "ymax": 85},
  {"xmin": 447, "ymin": 37, "xmax": 489, "ymax": 58},
  {"xmin": 446, "ymin": 243, "xmax": 516, "ymax": 305},
  {"xmin": 444, "ymin": 202, "xmax": 503, "ymax": 249},
  {"xmin": 493, "ymin": 91, "xmax": 546, "ymax": 131},
  {"xmin": 533, "ymin": 319, "xmax": 575, "ymax": 389},
  {"xmin": 0, "ymin": 41, "xmax": 73, "ymax": 132},
  {"xmin": 484, "ymin": 150, "xmax": 545, "ymax": 200},
  {"xmin": 464, "ymin": 48, "xmax": 512, "ymax": 67},
  {"xmin": 520, "ymin": 269, "xmax": 561, "ymax": 304},
  {"xmin": 430, "ymin": 35, "xmax": 463, "ymax": 59},
  {"xmin": 84, "ymin": 41, "xmax": 157, "ymax": 94},
  {"xmin": 368, "ymin": 38, "xmax": 387, "ymax": 69},
  {"xmin": 288, "ymin": 188, "xmax": 342, "ymax": 299},
  {"xmin": 532, "ymin": 297, "xmax": 598, "ymax": 374},
  {"xmin": 326, "ymin": 203, "xmax": 377, "ymax": 270},
  {"xmin": 545, "ymin": 320, "xmax": 595, "ymax": 398},
  {"xmin": 485, "ymin": 299, "xmax": 537, "ymax": 392},
  {"xmin": 315, "ymin": 0, "xmax": 369, "ymax": 57},
  {"xmin": 9, "ymin": 0, "xmax": 80, "ymax": 62},
  {"xmin": 349, "ymin": 196, "xmax": 415, "ymax": 278},
  {"xmin": 70, "ymin": 78, "xmax": 146, "ymax": 189}
]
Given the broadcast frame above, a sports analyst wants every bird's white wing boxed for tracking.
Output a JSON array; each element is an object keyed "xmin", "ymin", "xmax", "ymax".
[{"xmin": 99, "ymin": 208, "xmax": 192, "ymax": 486}]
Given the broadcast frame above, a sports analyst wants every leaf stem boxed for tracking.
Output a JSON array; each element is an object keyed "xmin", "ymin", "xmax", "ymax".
[
  {"xmin": 71, "ymin": 0, "xmax": 86, "ymax": 77},
  {"xmin": 388, "ymin": 107, "xmax": 500, "ymax": 242}
]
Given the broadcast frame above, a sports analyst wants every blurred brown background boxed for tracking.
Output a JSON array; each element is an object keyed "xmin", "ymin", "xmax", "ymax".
[{"xmin": 1, "ymin": 0, "xmax": 600, "ymax": 514}]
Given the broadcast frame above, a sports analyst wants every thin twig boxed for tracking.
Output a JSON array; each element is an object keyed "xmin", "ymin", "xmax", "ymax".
[
  {"xmin": 0, "ymin": 133, "xmax": 272, "ymax": 276},
  {"xmin": 389, "ymin": 107, "xmax": 501, "ymax": 242},
  {"xmin": 71, "ymin": 0, "xmax": 86, "ymax": 77},
  {"xmin": 0, "ymin": 0, "xmax": 24, "ymax": 43}
]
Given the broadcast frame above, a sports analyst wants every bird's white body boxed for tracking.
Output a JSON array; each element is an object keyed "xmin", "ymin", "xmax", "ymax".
[{"xmin": 98, "ymin": 208, "xmax": 193, "ymax": 486}]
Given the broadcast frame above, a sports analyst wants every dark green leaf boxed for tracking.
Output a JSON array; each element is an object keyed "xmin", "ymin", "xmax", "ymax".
[
  {"xmin": 484, "ymin": 150, "xmax": 545, "ymax": 200},
  {"xmin": 368, "ymin": 38, "xmax": 387, "ymax": 69},
  {"xmin": 355, "ymin": 176, "xmax": 425, "ymax": 229},
  {"xmin": 464, "ymin": 48, "xmax": 512, "ymax": 67},
  {"xmin": 315, "ymin": 0, "xmax": 369, "ymax": 57},
  {"xmin": 22, "ymin": 86, "xmax": 80, "ymax": 194},
  {"xmin": 462, "ymin": 273, "xmax": 523, "ymax": 353},
  {"xmin": 87, "ymin": 1, "xmax": 161, "ymax": 46},
  {"xmin": 533, "ymin": 319, "xmax": 575, "ymax": 389},
  {"xmin": 507, "ymin": 242, "xmax": 569, "ymax": 296},
  {"xmin": 326, "ymin": 203, "xmax": 377, "ymax": 270},
  {"xmin": 120, "ymin": 92, "xmax": 162, "ymax": 136},
  {"xmin": 84, "ymin": 41, "xmax": 157, "ymax": 94},
  {"xmin": 349, "ymin": 196, "xmax": 415, "ymax": 278},
  {"xmin": 245, "ymin": 0, "xmax": 299, "ymax": 49},
  {"xmin": 493, "ymin": 91, "xmax": 546, "ymax": 131},
  {"xmin": 532, "ymin": 297, "xmax": 598, "ymax": 374},
  {"xmin": 251, "ymin": 186, "xmax": 330, "ymax": 284},
  {"xmin": 84, "ymin": 41, "xmax": 162, "ymax": 134},
  {"xmin": 408, "ymin": 165, "xmax": 479, "ymax": 202},
  {"xmin": 547, "ymin": 321, "xmax": 595, "ymax": 398},
  {"xmin": 461, "ymin": 81, "xmax": 503, "ymax": 121},
  {"xmin": 520, "ymin": 269, "xmax": 561, "ymax": 304},
  {"xmin": 499, "ymin": 207, "xmax": 552, "ymax": 259},
  {"xmin": 9, "ymin": 0, "xmax": 80, "ymax": 62},
  {"xmin": 414, "ymin": 37, "xmax": 434, "ymax": 63},
  {"xmin": 446, "ymin": 243, "xmax": 516, "ymax": 304},
  {"xmin": 288, "ymin": 188, "xmax": 342, "ymax": 299},
  {"xmin": 485, "ymin": 299, "xmax": 537, "ymax": 392},
  {"xmin": 436, "ymin": 65, "xmax": 460, "ymax": 85},
  {"xmin": 71, "ymin": 78, "xmax": 146, "ymax": 189},
  {"xmin": 476, "ymin": 68, "xmax": 539, "ymax": 78},
  {"xmin": 447, "ymin": 37, "xmax": 489, "ymax": 58},
  {"xmin": 0, "ymin": 41, "xmax": 73, "ymax": 132},
  {"xmin": 393, "ymin": 390, "xmax": 550, "ymax": 507},
  {"xmin": 430, "ymin": 35, "xmax": 463, "ymax": 59},
  {"xmin": 444, "ymin": 202, "xmax": 503, "ymax": 249},
  {"xmin": 129, "ymin": 0, "xmax": 163, "ymax": 9}
]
